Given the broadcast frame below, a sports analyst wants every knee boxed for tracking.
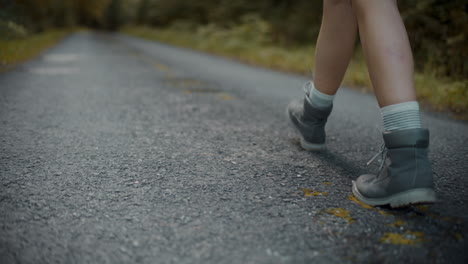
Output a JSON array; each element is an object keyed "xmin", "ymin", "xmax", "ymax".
[
  {"xmin": 326, "ymin": 0, "xmax": 352, "ymax": 6},
  {"xmin": 351, "ymin": 0, "xmax": 397, "ymax": 14},
  {"xmin": 351, "ymin": 0, "xmax": 369, "ymax": 15}
]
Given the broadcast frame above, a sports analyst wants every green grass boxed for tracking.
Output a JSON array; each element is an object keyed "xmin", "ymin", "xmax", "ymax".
[
  {"xmin": 0, "ymin": 29, "xmax": 71, "ymax": 72},
  {"xmin": 123, "ymin": 25, "xmax": 468, "ymax": 120}
]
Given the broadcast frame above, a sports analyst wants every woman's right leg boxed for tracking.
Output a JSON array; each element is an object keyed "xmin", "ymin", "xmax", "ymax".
[{"xmin": 313, "ymin": 0, "xmax": 358, "ymax": 96}]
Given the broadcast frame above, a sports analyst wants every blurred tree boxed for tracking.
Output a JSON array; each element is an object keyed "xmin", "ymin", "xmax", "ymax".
[
  {"xmin": 73, "ymin": 0, "xmax": 111, "ymax": 27},
  {"xmin": 0, "ymin": 0, "xmax": 466, "ymax": 79},
  {"xmin": 400, "ymin": 0, "xmax": 468, "ymax": 78},
  {"xmin": 105, "ymin": 0, "xmax": 123, "ymax": 30},
  {"xmin": 130, "ymin": 0, "xmax": 466, "ymax": 79},
  {"xmin": 3, "ymin": 0, "xmax": 112, "ymax": 31},
  {"xmin": 137, "ymin": 0, "xmax": 151, "ymax": 24}
]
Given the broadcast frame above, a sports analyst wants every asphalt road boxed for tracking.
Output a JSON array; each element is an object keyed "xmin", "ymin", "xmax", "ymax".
[{"xmin": 1, "ymin": 32, "xmax": 467, "ymax": 264}]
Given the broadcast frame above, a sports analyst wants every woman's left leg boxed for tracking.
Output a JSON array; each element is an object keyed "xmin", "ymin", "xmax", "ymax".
[{"xmin": 350, "ymin": 0, "xmax": 436, "ymax": 207}]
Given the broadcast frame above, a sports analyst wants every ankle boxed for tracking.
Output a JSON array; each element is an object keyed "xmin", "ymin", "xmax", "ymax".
[{"xmin": 306, "ymin": 82, "xmax": 335, "ymax": 110}]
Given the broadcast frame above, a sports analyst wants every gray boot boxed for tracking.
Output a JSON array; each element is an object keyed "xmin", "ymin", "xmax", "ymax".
[
  {"xmin": 352, "ymin": 128, "xmax": 436, "ymax": 208},
  {"xmin": 287, "ymin": 82, "xmax": 332, "ymax": 151}
]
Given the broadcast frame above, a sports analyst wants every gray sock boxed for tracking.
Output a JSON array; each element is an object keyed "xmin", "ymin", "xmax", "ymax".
[
  {"xmin": 306, "ymin": 82, "xmax": 334, "ymax": 109},
  {"xmin": 381, "ymin": 101, "xmax": 422, "ymax": 132}
]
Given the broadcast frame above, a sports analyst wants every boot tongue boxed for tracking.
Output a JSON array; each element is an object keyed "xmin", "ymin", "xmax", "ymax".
[{"xmin": 383, "ymin": 128, "xmax": 429, "ymax": 148}]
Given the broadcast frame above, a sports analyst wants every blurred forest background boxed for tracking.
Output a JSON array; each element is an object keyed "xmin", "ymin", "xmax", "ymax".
[{"xmin": 1, "ymin": 0, "xmax": 467, "ymax": 116}]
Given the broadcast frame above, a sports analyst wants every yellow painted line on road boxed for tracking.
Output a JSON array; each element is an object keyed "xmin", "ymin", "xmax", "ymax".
[
  {"xmin": 165, "ymin": 72, "xmax": 174, "ymax": 79},
  {"xmin": 217, "ymin": 93, "xmax": 235, "ymax": 101},
  {"xmin": 325, "ymin": 208, "xmax": 354, "ymax": 223},
  {"xmin": 387, "ymin": 220, "xmax": 406, "ymax": 228},
  {"xmin": 380, "ymin": 231, "xmax": 425, "ymax": 246},
  {"xmin": 347, "ymin": 194, "xmax": 393, "ymax": 216},
  {"xmin": 322, "ymin": 181, "xmax": 332, "ymax": 186},
  {"xmin": 415, "ymin": 205, "xmax": 429, "ymax": 212},
  {"xmin": 128, "ymin": 51, "xmax": 141, "ymax": 56},
  {"xmin": 127, "ymin": 53, "xmax": 175, "ymax": 77},
  {"xmin": 347, "ymin": 194, "xmax": 374, "ymax": 210},
  {"xmin": 154, "ymin": 63, "xmax": 170, "ymax": 72},
  {"xmin": 301, "ymin": 188, "xmax": 327, "ymax": 197},
  {"xmin": 377, "ymin": 210, "xmax": 393, "ymax": 216},
  {"xmin": 166, "ymin": 78, "xmax": 205, "ymax": 87}
]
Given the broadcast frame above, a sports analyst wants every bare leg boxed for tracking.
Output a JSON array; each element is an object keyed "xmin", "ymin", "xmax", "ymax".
[
  {"xmin": 351, "ymin": 0, "xmax": 416, "ymax": 107},
  {"xmin": 313, "ymin": 0, "xmax": 358, "ymax": 95},
  {"xmin": 349, "ymin": 0, "xmax": 434, "ymax": 208}
]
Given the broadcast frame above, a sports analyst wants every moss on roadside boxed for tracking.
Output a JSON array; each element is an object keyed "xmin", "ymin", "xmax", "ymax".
[
  {"xmin": 0, "ymin": 30, "xmax": 71, "ymax": 72},
  {"xmin": 122, "ymin": 25, "xmax": 468, "ymax": 120}
]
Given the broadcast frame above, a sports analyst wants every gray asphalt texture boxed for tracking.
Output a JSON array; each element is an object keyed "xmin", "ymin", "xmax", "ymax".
[{"xmin": 1, "ymin": 32, "xmax": 467, "ymax": 264}]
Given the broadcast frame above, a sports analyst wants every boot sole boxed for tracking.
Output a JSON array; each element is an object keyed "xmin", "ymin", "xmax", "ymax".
[
  {"xmin": 286, "ymin": 107, "xmax": 326, "ymax": 151},
  {"xmin": 352, "ymin": 181, "xmax": 436, "ymax": 208},
  {"xmin": 300, "ymin": 137, "xmax": 326, "ymax": 151}
]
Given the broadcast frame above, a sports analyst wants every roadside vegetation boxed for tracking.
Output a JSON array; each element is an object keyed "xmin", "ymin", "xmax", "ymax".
[
  {"xmin": 0, "ymin": 0, "xmax": 122, "ymax": 71},
  {"xmin": 125, "ymin": 0, "xmax": 467, "ymax": 119},
  {"xmin": 122, "ymin": 21, "xmax": 467, "ymax": 119},
  {"xmin": 1, "ymin": 0, "xmax": 467, "ymax": 118},
  {"xmin": 0, "ymin": 26, "xmax": 70, "ymax": 72}
]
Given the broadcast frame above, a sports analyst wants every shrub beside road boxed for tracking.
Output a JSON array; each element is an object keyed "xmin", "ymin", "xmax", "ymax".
[
  {"xmin": 0, "ymin": 29, "xmax": 70, "ymax": 73},
  {"xmin": 122, "ymin": 25, "xmax": 468, "ymax": 120}
]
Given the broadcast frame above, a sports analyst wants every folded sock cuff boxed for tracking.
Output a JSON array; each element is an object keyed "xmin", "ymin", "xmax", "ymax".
[
  {"xmin": 381, "ymin": 101, "xmax": 422, "ymax": 132},
  {"xmin": 381, "ymin": 101, "xmax": 419, "ymax": 114},
  {"xmin": 307, "ymin": 82, "xmax": 334, "ymax": 109}
]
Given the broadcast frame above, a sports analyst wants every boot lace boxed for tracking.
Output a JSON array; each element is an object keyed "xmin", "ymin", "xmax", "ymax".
[
  {"xmin": 366, "ymin": 143, "xmax": 388, "ymax": 176},
  {"xmin": 302, "ymin": 81, "xmax": 314, "ymax": 95}
]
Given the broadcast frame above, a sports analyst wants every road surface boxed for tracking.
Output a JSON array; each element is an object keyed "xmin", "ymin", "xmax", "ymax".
[{"xmin": 1, "ymin": 32, "xmax": 467, "ymax": 263}]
